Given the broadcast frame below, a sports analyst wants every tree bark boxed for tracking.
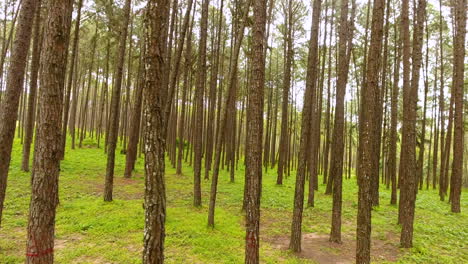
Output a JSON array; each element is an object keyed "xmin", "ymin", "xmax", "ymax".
[
  {"xmin": 0, "ymin": 0, "xmax": 38, "ymax": 226},
  {"xmin": 21, "ymin": 1, "xmax": 42, "ymax": 172},
  {"xmin": 193, "ymin": 0, "xmax": 209, "ymax": 207},
  {"xmin": 329, "ymin": 0, "xmax": 351, "ymax": 243},
  {"xmin": 450, "ymin": 0, "xmax": 466, "ymax": 213},
  {"xmin": 356, "ymin": 0, "xmax": 385, "ymax": 261},
  {"xmin": 142, "ymin": 0, "xmax": 170, "ymax": 262},
  {"xmin": 104, "ymin": 0, "xmax": 132, "ymax": 202},
  {"xmin": 399, "ymin": 0, "xmax": 425, "ymax": 248},
  {"xmin": 60, "ymin": 0, "xmax": 83, "ymax": 159},
  {"xmin": 244, "ymin": 0, "xmax": 266, "ymax": 261},
  {"xmin": 289, "ymin": 0, "xmax": 321, "ymax": 252},
  {"xmin": 124, "ymin": 41, "xmax": 145, "ymax": 178},
  {"xmin": 25, "ymin": 0, "xmax": 72, "ymax": 261}
]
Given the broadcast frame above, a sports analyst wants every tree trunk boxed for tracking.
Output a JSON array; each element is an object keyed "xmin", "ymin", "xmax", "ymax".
[
  {"xmin": 0, "ymin": 0, "xmax": 38, "ymax": 226},
  {"xmin": 193, "ymin": 0, "xmax": 209, "ymax": 207},
  {"xmin": 207, "ymin": 0, "xmax": 250, "ymax": 227},
  {"xmin": 277, "ymin": 0, "xmax": 293, "ymax": 185},
  {"xmin": 329, "ymin": 0, "xmax": 351, "ymax": 243},
  {"xmin": 356, "ymin": 0, "xmax": 385, "ymax": 260},
  {"xmin": 25, "ymin": 0, "xmax": 72, "ymax": 261},
  {"xmin": 244, "ymin": 0, "xmax": 266, "ymax": 261},
  {"xmin": 399, "ymin": 0, "xmax": 425, "ymax": 248},
  {"xmin": 104, "ymin": 0, "xmax": 132, "ymax": 202},
  {"xmin": 289, "ymin": 0, "xmax": 321, "ymax": 252},
  {"xmin": 124, "ymin": 42, "xmax": 145, "ymax": 178},
  {"xmin": 450, "ymin": 0, "xmax": 466, "ymax": 213},
  {"xmin": 142, "ymin": 0, "xmax": 170, "ymax": 262},
  {"xmin": 21, "ymin": 1, "xmax": 42, "ymax": 172},
  {"xmin": 60, "ymin": 0, "xmax": 83, "ymax": 159},
  {"xmin": 388, "ymin": 14, "xmax": 400, "ymax": 205}
]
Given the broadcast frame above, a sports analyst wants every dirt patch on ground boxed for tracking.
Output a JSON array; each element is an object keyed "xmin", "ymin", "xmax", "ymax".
[
  {"xmin": 265, "ymin": 231, "xmax": 401, "ymax": 264},
  {"xmin": 88, "ymin": 176, "xmax": 144, "ymax": 200},
  {"xmin": 55, "ymin": 233, "xmax": 85, "ymax": 250},
  {"xmin": 71, "ymin": 256, "xmax": 111, "ymax": 264}
]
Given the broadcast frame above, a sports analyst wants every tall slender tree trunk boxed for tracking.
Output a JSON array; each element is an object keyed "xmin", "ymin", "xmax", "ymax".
[
  {"xmin": 329, "ymin": 0, "xmax": 351, "ymax": 243},
  {"xmin": 208, "ymin": 0, "xmax": 250, "ymax": 227},
  {"xmin": 0, "ymin": 0, "xmax": 38, "ymax": 226},
  {"xmin": 193, "ymin": 0, "xmax": 209, "ymax": 207},
  {"xmin": 289, "ymin": 0, "xmax": 321, "ymax": 252},
  {"xmin": 25, "ymin": 0, "xmax": 72, "ymax": 262},
  {"xmin": 60, "ymin": 0, "xmax": 83, "ymax": 159},
  {"xmin": 277, "ymin": 0, "xmax": 293, "ymax": 185},
  {"xmin": 388, "ymin": 15, "xmax": 400, "ymax": 205},
  {"xmin": 449, "ymin": 0, "xmax": 466, "ymax": 213},
  {"xmin": 356, "ymin": 0, "xmax": 385, "ymax": 260},
  {"xmin": 142, "ymin": 0, "xmax": 170, "ymax": 262},
  {"xmin": 21, "ymin": 1, "xmax": 42, "ymax": 172},
  {"xmin": 177, "ymin": 3, "xmax": 196, "ymax": 175},
  {"xmin": 104, "ymin": 0, "xmax": 132, "ymax": 202},
  {"xmin": 244, "ymin": 0, "xmax": 266, "ymax": 261},
  {"xmin": 124, "ymin": 43, "xmax": 145, "ymax": 178},
  {"xmin": 399, "ymin": 0, "xmax": 425, "ymax": 248}
]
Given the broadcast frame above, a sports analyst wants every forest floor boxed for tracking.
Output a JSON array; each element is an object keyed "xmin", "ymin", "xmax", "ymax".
[{"xmin": 1, "ymin": 137, "xmax": 467, "ymax": 264}]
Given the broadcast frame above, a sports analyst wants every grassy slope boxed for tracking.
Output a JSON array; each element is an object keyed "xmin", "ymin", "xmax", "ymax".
[{"xmin": 0, "ymin": 137, "xmax": 466, "ymax": 263}]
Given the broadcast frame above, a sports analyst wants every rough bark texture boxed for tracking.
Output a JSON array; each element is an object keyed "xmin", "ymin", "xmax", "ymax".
[
  {"xmin": 289, "ymin": 0, "xmax": 321, "ymax": 252},
  {"xmin": 399, "ymin": 0, "xmax": 425, "ymax": 248},
  {"xmin": 244, "ymin": 0, "xmax": 266, "ymax": 261},
  {"xmin": 142, "ymin": 0, "xmax": 169, "ymax": 262},
  {"xmin": 104, "ymin": 0, "xmax": 132, "ymax": 202},
  {"xmin": 25, "ymin": 0, "xmax": 72, "ymax": 262},
  {"xmin": 450, "ymin": 0, "xmax": 466, "ymax": 213},
  {"xmin": 329, "ymin": 0, "xmax": 350, "ymax": 243},
  {"xmin": 356, "ymin": 0, "xmax": 385, "ymax": 261},
  {"xmin": 0, "ymin": 0, "xmax": 38, "ymax": 226}
]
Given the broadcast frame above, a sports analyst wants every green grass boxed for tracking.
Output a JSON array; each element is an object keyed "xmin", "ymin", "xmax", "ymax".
[{"xmin": 0, "ymin": 137, "xmax": 466, "ymax": 263}]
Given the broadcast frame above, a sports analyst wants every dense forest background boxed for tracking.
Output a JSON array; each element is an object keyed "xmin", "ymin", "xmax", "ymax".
[{"xmin": 0, "ymin": 0, "xmax": 466, "ymax": 263}]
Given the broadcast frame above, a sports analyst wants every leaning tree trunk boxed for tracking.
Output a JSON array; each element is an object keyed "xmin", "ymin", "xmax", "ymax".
[
  {"xmin": 0, "ymin": 0, "xmax": 38, "ymax": 226},
  {"xmin": 25, "ymin": 0, "xmax": 73, "ymax": 262},
  {"xmin": 104, "ymin": 0, "xmax": 132, "ymax": 202}
]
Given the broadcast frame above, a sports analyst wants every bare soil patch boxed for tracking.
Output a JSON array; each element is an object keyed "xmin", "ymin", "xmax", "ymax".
[{"xmin": 265, "ymin": 231, "xmax": 401, "ymax": 264}]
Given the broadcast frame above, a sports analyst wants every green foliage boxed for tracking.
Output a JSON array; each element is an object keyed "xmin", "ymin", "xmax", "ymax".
[{"xmin": 0, "ymin": 138, "xmax": 466, "ymax": 263}]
